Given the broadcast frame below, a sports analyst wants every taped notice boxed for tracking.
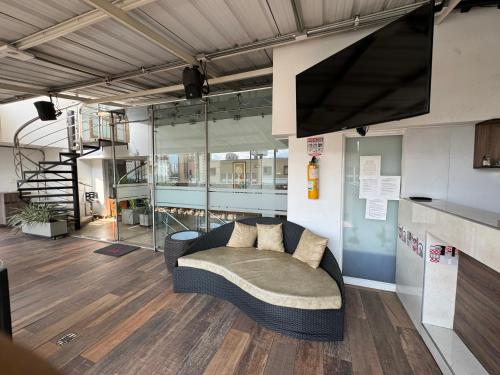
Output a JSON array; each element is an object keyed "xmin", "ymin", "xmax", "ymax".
[
  {"xmin": 360, "ymin": 155, "xmax": 381, "ymax": 177},
  {"xmin": 365, "ymin": 198, "xmax": 388, "ymax": 220}
]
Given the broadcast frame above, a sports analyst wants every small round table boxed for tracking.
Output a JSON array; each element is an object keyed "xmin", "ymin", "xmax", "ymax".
[{"xmin": 164, "ymin": 230, "xmax": 204, "ymax": 272}]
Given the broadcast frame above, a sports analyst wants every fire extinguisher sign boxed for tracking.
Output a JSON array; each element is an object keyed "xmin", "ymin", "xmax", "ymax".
[{"xmin": 307, "ymin": 137, "xmax": 324, "ymax": 157}]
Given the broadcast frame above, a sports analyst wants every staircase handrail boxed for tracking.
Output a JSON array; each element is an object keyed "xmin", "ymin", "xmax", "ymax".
[{"xmin": 13, "ymin": 104, "xmax": 81, "ymax": 179}]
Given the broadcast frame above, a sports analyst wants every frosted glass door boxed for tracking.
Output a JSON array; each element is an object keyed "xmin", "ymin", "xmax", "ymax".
[{"xmin": 342, "ymin": 135, "xmax": 402, "ymax": 283}]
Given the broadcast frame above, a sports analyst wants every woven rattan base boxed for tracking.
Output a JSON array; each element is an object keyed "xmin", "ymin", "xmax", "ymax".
[{"xmin": 173, "ymin": 266, "xmax": 344, "ymax": 341}]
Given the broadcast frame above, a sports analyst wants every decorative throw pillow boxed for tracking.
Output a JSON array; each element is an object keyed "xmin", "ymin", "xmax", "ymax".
[
  {"xmin": 227, "ymin": 222, "xmax": 257, "ymax": 248},
  {"xmin": 256, "ymin": 223, "xmax": 285, "ymax": 252},
  {"xmin": 293, "ymin": 229, "xmax": 328, "ymax": 268}
]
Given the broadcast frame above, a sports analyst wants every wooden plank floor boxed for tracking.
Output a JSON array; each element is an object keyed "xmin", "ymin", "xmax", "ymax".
[{"xmin": 0, "ymin": 228, "xmax": 441, "ymax": 375}]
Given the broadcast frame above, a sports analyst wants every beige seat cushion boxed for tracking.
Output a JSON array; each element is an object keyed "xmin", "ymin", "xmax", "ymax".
[
  {"xmin": 227, "ymin": 222, "xmax": 257, "ymax": 248},
  {"xmin": 178, "ymin": 247, "xmax": 342, "ymax": 310},
  {"xmin": 293, "ymin": 229, "xmax": 328, "ymax": 269},
  {"xmin": 256, "ymin": 223, "xmax": 285, "ymax": 252}
]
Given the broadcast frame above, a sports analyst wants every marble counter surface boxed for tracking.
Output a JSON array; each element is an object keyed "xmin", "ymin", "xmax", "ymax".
[{"xmin": 404, "ymin": 199, "xmax": 500, "ymax": 230}]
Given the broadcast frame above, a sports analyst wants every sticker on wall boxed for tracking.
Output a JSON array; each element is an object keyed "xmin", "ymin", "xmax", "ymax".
[
  {"xmin": 418, "ymin": 240, "xmax": 424, "ymax": 258},
  {"xmin": 429, "ymin": 247, "xmax": 441, "ymax": 263},
  {"xmin": 307, "ymin": 137, "xmax": 324, "ymax": 157},
  {"xmin": 412, "ymin": 236, "xmax": 418, "ymax": 253},
  {"xmin": 407, "ymin": 231, "xmax": 413, "ymax": 247},
  {"xmin": 397, "ymin": 224, "xmax": 424, "ymax": 258}
]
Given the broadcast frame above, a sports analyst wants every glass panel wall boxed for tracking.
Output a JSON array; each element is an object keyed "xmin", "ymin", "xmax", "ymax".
[
  {"xmin": 74, "ymin": 105, "xmax": 153, "ymax": 248},
  {"xmin": 153, "ymin": 88, "xmax": 288, "ymax": 250},
  {"xmin": 207, "ymin": 89, "xmax": 287, "ymax": 230},
  {"xmin": 77, "ymin": 89, "xmax": 286, "ymax": 251},
  {"xmin": 153, "ymin": 100, "xmax": 207, "ymax": 249}
]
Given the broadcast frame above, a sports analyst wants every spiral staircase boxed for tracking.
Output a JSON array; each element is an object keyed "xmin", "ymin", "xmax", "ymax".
[{"xmin": 13, "ymin": 105, "xmax": 129, "ymax": 230}]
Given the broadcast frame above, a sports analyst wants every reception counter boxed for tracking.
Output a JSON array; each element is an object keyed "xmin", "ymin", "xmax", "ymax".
[{"xmin": 396, "ymin": 199, "xmax": 500, "ymax": 375}]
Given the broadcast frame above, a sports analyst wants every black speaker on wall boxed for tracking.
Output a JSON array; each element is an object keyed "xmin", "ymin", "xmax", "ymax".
[
  {"xmin": 33, "ymin": 100, "xmax": 58, "ymax": 121},
  {"xmin": 182, "ymin": 66, "xmax": 205, "ymax": 99}
]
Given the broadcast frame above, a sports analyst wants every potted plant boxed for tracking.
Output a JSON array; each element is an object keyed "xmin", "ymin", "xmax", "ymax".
[
  {"xmin": 121, "ymin": 199, "xmax": 145, "ymax": 225},
  {"xmin": 139, "ymin": 199, "xmax": 153, "ymax": 227},
  {"xmin": 8, "ymin": 203, "xmax": 67, "ymax": 239}
]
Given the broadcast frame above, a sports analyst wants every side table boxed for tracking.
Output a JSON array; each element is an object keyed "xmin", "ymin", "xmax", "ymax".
[{"xmin": 164, "ymin": 230, "xmax": 204, "ymax": 272}]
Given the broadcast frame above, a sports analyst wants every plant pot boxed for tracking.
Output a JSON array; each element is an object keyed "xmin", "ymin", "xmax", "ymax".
[
  {"xmin": 22, "ymin": 221, "xmax": 67, "ymax": 238},
  {"xmin": 122, "ymin": 208, "xmax": 145, "ymax": 225},
  {"xmin": 139, "ymin": 214, "xmax": 153, "ymax": 227}
]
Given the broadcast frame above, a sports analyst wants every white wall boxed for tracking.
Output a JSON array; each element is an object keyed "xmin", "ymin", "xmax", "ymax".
[
  {"xmin": 0, "ymin": 145, "xmax": 62, "ymax": 192},
  {"xmin": 0, "ymin": 146, "xmax": 26, "ymax": 192},
  {"xmin": 0, "ymin": 97, "xmax": 80, "ymax": 148},
  {"xmin": 403, "ymin": 124, "xmax": 500, "ymax": 213},
  {"xmin": 77, "ymin": 158, "xmax": 107, "ymax": 216},
  {"xmin": 273, "ymin": 8, "xmax": 500, "ymax": 269},
  {"xmin": 273, "ymin": 7, "xmax": 500, "ymax": 136},
  {"xmin": 287, "ymin": 133, "xmax": 344, "ymax": 262}
]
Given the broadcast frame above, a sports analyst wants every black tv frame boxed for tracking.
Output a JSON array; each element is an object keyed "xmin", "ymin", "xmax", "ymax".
[{"xmin": 296, "ymin": 2, "xmax": 435, "ymax": 138}]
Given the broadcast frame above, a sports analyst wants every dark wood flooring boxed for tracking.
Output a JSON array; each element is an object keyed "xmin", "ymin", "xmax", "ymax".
[{"xmin": 0, "ymin": 228, "xmax": 441, "ymax": 374}]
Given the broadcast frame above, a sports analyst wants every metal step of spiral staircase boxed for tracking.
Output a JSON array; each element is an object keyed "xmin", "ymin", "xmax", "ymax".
[
  {"xmin": 14, "ymin": 105, "xmax": 131, "ymax": 231},
  {"xmin": 16, "ymin": 144, "xmax": 106, "ymax": 230}
]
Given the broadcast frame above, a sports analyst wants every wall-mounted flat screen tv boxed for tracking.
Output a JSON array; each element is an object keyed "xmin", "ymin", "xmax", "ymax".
[{"xmin": 296, "ymin": 3, "xmax": 434, "ymax": 138}]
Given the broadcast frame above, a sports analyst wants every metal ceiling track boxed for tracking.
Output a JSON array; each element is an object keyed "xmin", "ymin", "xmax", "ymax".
[
  {"xmin": 58, "ymin": 1, "xmax": 430, "ymax": 100},
  {"xmin": 13, "ymin": 0, "xmax": 157, "ymax": 50},
  {"xmin": 0, "ymin": 0, "xmax": 433, "ymax": 105}
]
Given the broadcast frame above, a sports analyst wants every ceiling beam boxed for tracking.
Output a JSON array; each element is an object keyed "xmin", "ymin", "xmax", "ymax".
[
  {"xmin": 54, "ymin": 2, "xmax": 424, "ymax": 95},
  {"xmin": 31, "ymin": 52, "xmax": 108, "ymax": 78},
  {"xmin": 436, "ymin": 0, "xmax": 461, "ymax": 24},
  {"xmin": 3, "ymin": 1, "xmax": 425, "ymax": 105},
  {"xmin": 56, "ymin": 61, "xmax": 189, "ymax": 92},
  {"xmin": 83, "ymin": 0, "xmax": 199, "ymax": 66},
  {"xmin": 13, "ymin": 0, "xmax": 157, "ymax": 50},
  {"xmin": 290, "ymin": 0, "xmax": 305, "ymax": 33},
  {"xmin": 0, "ymin": 83, "xmax": 88, "ymax": 102},
  {"xmin": 84, "ymin": 67, "xmax": 273, "ymax": 104}
]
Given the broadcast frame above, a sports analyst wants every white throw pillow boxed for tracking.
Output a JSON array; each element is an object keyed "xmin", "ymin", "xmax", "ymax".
[
  {"xmin": 256, "ymin": 223, "xmax": 285, "ymax": 252},
  {"xmin": 293, "ymin": 229, "xmax": 328, "ymax": 268},
  {"xmin": 227, "ymin": 222, "xmax": 257, "ymax": 248}
]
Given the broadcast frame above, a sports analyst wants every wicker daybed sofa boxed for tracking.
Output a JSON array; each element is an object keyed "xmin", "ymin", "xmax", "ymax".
[{"xmin": 172, "ymin": 217, "xmax": 345, "ymax": 341}]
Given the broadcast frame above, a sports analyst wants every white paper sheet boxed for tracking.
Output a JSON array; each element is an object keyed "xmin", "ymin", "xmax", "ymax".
[
  {"xmin": 359, "ymin": 178, "xmax": 380, "ymax": 199},
  {"xmin": 360, "ymin": 155, "xmax": 381, "ymax": 177},
  {"xmin": 379, "ymin": 176, "xmax": 401, "ymax": 200},
  {"xmin": 365, "ymin": 198, "xmax": 388, "ymax": 220}
]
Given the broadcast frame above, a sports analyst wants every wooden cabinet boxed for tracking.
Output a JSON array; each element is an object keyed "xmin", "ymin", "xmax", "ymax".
[{"xmin": 474, "ymin": 119, "xmax": 500, "ymax": 168}]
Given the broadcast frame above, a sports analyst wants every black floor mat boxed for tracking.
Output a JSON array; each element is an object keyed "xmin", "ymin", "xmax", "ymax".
[{"xmin": 94, "ymin": 243, "xmax": 140, "ymax": 257}]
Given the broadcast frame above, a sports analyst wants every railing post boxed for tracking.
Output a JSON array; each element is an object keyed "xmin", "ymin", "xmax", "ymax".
[
  {"xmin": 110, "ymin": 112, "xmax": 120, "ymax": 242},
  {"xmin": 67, "ymin": 109, "xmax": 75, "ymax": 151},
  {"xmin": 71, "ymin": 158, "xmax": 81, "ymax": 230},
  {"xmin": 150, "ymin": 106, "xmax": 157, "ymax": 251},
  {"xmin": 204, "ymin": 99, "xmax": 209, "ymax": 233}
]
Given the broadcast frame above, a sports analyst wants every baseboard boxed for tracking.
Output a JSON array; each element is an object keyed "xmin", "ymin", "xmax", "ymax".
[{"xmin": 344, "ymin": 276, "xmax": 396, "ymax": 292}]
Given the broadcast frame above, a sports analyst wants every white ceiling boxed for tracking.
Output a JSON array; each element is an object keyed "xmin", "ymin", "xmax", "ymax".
[{"xmin": 0, "ymin": 0, "xmax": 422, "ymax": 106}]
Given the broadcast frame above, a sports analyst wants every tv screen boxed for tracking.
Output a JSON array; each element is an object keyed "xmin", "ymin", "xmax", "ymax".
[{"xmin": 296, "ymin": 3, "xmax": 434, "ymax": 138}]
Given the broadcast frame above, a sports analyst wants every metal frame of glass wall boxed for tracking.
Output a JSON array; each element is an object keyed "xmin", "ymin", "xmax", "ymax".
[
  {"xmin": 75, "ymin": 87, "xmax": 287, "ymax": 251},
  {"xmin": 151, "ymin": 87, "xmax": 288, "ymax": 251}
]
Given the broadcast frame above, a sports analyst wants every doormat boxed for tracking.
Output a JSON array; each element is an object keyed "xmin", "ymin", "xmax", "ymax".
[{"xmin": 94, "ymin": 244, "xmax": 140, "ymax": 257}]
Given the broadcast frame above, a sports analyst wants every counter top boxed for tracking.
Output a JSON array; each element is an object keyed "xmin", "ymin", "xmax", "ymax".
[{"xmin": 404, "ymin": 199, "xmax": 500, "ymax": 230}]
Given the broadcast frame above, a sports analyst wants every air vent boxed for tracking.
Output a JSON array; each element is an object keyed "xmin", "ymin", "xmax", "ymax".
[{"xmin": 57, "ymin": 332, "xmax": 77, "ymax": 346}]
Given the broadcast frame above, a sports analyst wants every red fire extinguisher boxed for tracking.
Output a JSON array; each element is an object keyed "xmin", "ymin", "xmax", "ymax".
[{"xmin": 308, "ymin": 156, "xmax": 319, "ymax": 199}]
